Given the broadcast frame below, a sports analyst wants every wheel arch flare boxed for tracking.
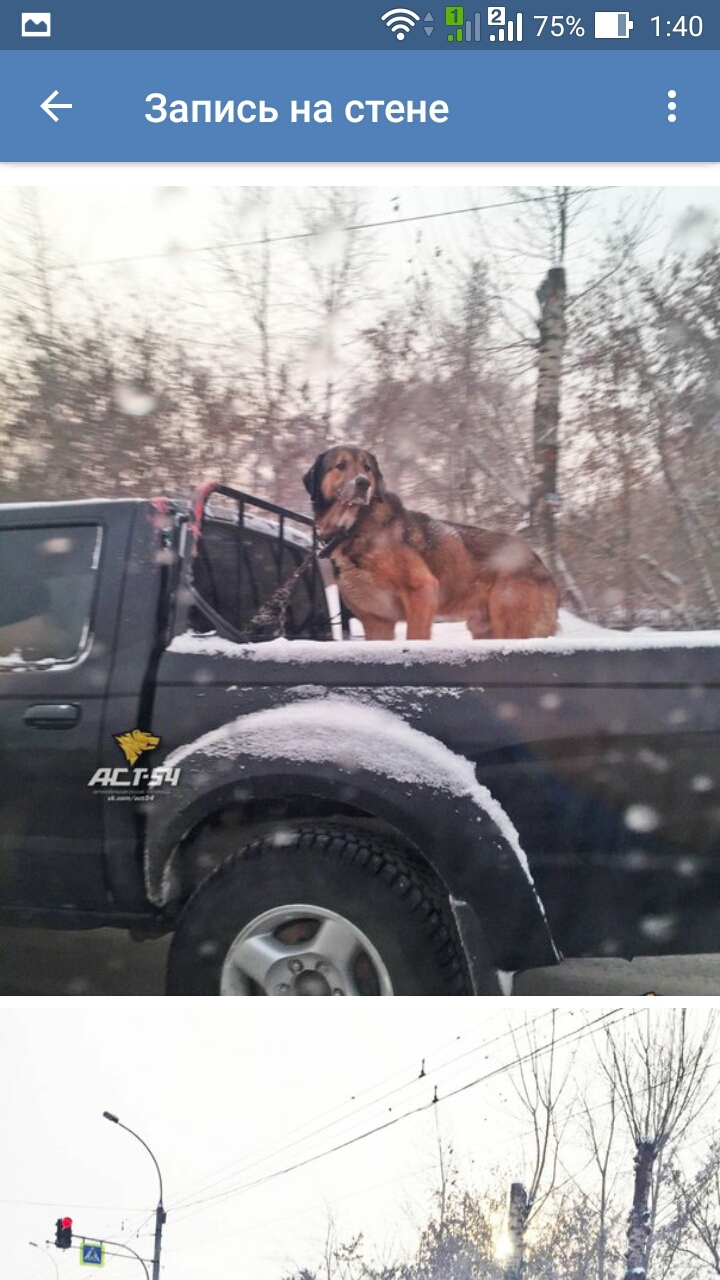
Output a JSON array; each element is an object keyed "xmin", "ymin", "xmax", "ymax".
[{"xmin": 145, "ymin": 697, "xmax": 558, "ymax": 972}]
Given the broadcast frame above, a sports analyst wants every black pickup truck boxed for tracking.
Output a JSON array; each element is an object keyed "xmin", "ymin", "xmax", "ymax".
[{"xmin": 1, "ymin": 484, "xmax": 719, "ymax": 996}]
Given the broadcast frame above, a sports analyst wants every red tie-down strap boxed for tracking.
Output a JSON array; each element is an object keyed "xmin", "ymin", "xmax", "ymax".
[{"xmin": 189, "ymin": 479, "xmax": 223, "ymax": 548}]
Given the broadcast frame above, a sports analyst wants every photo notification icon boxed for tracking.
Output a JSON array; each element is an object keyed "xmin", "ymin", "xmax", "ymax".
[{"xmin": 22, "ymin": 12, "xmax": 51, "ymax": 36}]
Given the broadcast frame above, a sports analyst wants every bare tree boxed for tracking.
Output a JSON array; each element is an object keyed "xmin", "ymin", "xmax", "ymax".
[
  {"xmin": 282, "ymin": 1217, "xmax": 366, "ymax": 1280},
  {"xmin": 414, "ymin": 1159, "xmax": 505, "ymax": 1280},
  {"xmin": 504, "ymin": 1011, "xmax": 575, "ymax": 1278},
  {"xmin": 213, "ymin": 189, "xmax": 295, "ymax": 489},
  {"xmin": 649, "ymin": 1138, "xmax": 720, "ymax": 1279},
  {"xmin": 297, "ymin": 189, "xmax": 373, "ymax": 435},
  {"xmin": 601, "ymin": 1010, "xmax": 718, "ymax": 1280},
  {"xmin": 581, "ymin": 1072, "xmax": 621, "ymax": 1280}
]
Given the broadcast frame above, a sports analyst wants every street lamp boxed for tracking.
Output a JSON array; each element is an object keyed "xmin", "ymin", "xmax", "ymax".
[
  {"xmin": 102, "ymin": 1111, "xmax": 166, "ymax": 1280},
  {"xmin": 29, "ymin": 1241, "xmax": 59, "ymax": 1280}
]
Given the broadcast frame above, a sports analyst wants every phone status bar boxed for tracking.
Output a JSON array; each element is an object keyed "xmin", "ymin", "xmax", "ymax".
[{"xmin": 4, "ymin": 0, "xmax": 720, "ymax": 49}]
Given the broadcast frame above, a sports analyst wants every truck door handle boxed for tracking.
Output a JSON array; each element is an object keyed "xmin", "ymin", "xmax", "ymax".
[{"xmin": 23, "ymin": 703, "xmax": 81, "ymax": 729}]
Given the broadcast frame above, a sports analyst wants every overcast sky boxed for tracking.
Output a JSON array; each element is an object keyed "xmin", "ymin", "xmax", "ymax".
[
  {"xmin": 1, "ymin": 180, "xmax": 719, "ymax": 436},
  {"xmin": 3, "ymin": 1002, "xmax": 719, "ymax": 1280},
  {"xmin": 2, "ymin": 182, "xmax": 719, "ymax": 275},
  {"xmin": 1, "ymin": 183, "xmax": 720, "ymax": 357}
]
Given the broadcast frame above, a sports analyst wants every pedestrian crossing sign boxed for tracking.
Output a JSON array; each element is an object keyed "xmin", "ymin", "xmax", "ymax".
[{"xmin": 80, "ymin": 1242, "xmax": 105, "ymax": 1267}]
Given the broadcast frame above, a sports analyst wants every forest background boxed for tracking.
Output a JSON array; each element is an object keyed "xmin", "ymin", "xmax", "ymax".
[{"xmin": 2, "ymin": 185, "xmax": 719, "ymax": 628}]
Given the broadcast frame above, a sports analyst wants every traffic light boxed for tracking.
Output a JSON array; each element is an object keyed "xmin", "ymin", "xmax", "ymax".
[{"xmin": 55, "ymin": 1217, "xmax": 73, "ymax": 1249}]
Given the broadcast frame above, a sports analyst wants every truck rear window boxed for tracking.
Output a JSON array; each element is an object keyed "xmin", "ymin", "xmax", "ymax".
[
  {"xmin": 191, "ymin": 521, "xmax": 329, "ymax": 639},
  {"xmin": 188, "ymin": 496, "xmax": 332, "ymax": 641}
]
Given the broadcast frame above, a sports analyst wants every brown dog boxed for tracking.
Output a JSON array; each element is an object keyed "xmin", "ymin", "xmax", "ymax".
[{"xmin": 303, "ymin": 445, "xmax": 558, "ymax": 641}]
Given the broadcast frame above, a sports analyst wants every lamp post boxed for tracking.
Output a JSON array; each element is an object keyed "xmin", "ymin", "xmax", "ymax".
[
  {"xmin": 29, "ymin": 1241, "xmax": 59, "ymax": 1280},
  {"xmin": 102, "ymin": 1111, "xmax": 165, "ymax": 1280}
]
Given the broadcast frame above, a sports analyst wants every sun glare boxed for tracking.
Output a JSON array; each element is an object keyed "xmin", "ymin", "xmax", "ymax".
[{"xmin": 495, "ymin": 1235, "xmax": 513, "ymax": 1261}]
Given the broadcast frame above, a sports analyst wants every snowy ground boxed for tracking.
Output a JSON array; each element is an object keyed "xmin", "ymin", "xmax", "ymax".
[{"xmin": 2, "ymin": 926, "xmax": 720, "ymax": 995}]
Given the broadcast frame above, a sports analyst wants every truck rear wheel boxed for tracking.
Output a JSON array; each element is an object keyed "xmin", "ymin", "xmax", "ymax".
[{"xmin": 166, "ymin": 825, "xmax": 481, "ymax": 995}]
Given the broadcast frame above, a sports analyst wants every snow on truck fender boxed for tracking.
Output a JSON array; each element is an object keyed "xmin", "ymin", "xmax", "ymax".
[{"xmin": 144, "ymin": 698, "xmax": 558, "ymax": 971}]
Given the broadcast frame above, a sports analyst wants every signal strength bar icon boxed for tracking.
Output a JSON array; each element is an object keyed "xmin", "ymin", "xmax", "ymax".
[
  {"xmin": 487, "ymin": 7, "xmax": 523, "ymax": 40},
  {"xmin": 445, "ymin": 8, "xmax": 482, "ymax": 41},
  {"xmin": 381, "ymin": 8, "xmax": 421, "ymax": 39}
]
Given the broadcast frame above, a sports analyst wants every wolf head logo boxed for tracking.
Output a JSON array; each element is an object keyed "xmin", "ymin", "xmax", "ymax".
[{"xmin": 114, "ymin": 729, "xmax": 161, "ymax": 766}]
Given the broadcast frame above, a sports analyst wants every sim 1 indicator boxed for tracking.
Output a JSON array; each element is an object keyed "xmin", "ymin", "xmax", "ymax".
[
  {"xmin": 446, "ymin": 7, "xmax": 482, "ymax": 40},
  {"xmin": 446, "ymin": 6, "xmax": 463, "ymax": 39}
]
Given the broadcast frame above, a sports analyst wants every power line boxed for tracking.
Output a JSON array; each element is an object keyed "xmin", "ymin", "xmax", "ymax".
[
  {"xmin": 81, "ymin": 1006, "xmax": 666, "ymax": 1264},
  {"xmin": 43, "ymin": 193, "xmax": 603, "ymax": 275},
  {"xmin": 166, "ymin": 1010, "xmax": 565, "ymax": 1221},
  {"xmin": 156, "ymin": 1010, "xmax": 559, "ymax": 1219},
  {"xmin": 159, "ymin": 1012, "xmax": 639, "ymax": 1265},
  {"xmin": 94, "ymin": 1011, "xmax": 553, "ymax": 1251},
  {"xmin": 56, "ymin": 1013, "xmax": 556, "ymax": 1260},
  {"xmin": 168, "ymin": 1009, "xmax": 635, "ymax": 1234},
  {"xmin": 125, "ymin": 1009, "xmax": 717, "ymax": 1272}
]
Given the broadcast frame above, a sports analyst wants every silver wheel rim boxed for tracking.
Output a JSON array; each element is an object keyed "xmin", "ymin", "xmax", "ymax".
[{"xmin": 219, "ymin": 904, "xmax": 394, "ymax": 996}]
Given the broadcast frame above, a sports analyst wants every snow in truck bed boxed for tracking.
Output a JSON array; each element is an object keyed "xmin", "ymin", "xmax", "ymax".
[{"xmin": 167, "ymin": 610, "xmax": 720, "ymax": 663}]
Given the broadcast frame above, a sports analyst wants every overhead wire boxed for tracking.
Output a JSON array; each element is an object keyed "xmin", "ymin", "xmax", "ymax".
[
  {"xmin": 98, "ymin": 1008, "xmax": 574, "ymax": 1249},
  {"xmin": 162, "ymin": 1008, "xmax": 635, "ymax": 1245},
  {"xmin": 151, "ymin": 1008, "xmax": 560, "ymax": 1216},
  {"xmin": 93, "ymin": 1010, "xmax": 557, "ymax": 1253},
  {"xmin": 40, "ymin": 192, "xmax": 614, "ymax": 275}
]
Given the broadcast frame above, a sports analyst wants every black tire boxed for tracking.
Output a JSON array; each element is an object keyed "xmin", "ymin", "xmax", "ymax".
[{"xmin": 166, "ymin": 825, "xmax": 481, "ymax": 995}]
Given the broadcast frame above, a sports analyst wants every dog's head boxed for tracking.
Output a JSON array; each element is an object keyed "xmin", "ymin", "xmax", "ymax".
[{"xmin": 303, "ymin": 446, "xmax": 386, "ymax": 520}]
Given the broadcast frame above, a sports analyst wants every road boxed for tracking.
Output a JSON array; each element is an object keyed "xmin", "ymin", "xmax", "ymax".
[
  {"xmin": 1, "ymin": 926, "xmax": 720, "ymax": 995},
  {"xmin": 515, "ymin": 956, "xmax": 720, "ymax": 996}
]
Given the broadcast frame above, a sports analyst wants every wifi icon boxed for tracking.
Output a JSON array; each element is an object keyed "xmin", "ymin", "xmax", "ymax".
[{"xmin": 381, "ymin": 8, "xmax": 421, "ymax": 39}]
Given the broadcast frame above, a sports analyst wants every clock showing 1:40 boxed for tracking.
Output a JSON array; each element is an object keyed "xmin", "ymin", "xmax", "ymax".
[{"xmin": 651, "ymin": 15, "xmax": 704, "ymax": 36}]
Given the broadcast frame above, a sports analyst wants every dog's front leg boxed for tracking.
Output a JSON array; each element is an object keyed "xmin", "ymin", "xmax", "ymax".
[
  {"xmin": 401, "ymin": 580, "xmax": 439, "ymax": 641},
  {"xmin": 358, "ymin": 613, "xmax": 397, "ymax": 641}
]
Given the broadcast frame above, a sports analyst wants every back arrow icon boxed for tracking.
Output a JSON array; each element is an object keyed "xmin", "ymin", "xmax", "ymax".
[{"xmin": 41, "ymin": 90, "xmax": 73, "ymax": 121}]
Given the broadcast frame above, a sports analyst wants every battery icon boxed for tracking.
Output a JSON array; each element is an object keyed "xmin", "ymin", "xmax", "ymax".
[{"xmin": 594, "ymin": 11, "xmax": 634, "ymax": 37}]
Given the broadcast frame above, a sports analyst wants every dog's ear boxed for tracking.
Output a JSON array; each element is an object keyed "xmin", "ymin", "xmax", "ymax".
[
  {"xmin": 303, "ymin": 454, "xmax": 325, "ymax": 505},
  {"xmin": 367, "ymin": 452, "xmax": 386, "ymax": 501}
]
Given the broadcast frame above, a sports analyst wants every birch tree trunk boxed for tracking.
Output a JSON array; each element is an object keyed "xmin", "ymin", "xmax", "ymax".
[
  {"xmin": 505, "ymin": 1181, "xmax": 530, "ymax": 1280},
  {"xmin": 602, "ymin": 1011, "xmax": 718, "ymax": 1280},
  {"xmin": 530, "ymin": 266, "xmax": 567, "ymax": 573},
  {"xmin": 624, "ymin": 1140, "xmax": 656, "ymax": 1280}
]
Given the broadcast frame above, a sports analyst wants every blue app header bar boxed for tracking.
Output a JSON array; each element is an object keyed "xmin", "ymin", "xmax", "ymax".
[
  {"xmin": 0, "ymin": 50, "xmax": 717, "ymax": 162},
  {"xmin": 2, "ymin": 0, "xmax": 720, "ymax": 50}
]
